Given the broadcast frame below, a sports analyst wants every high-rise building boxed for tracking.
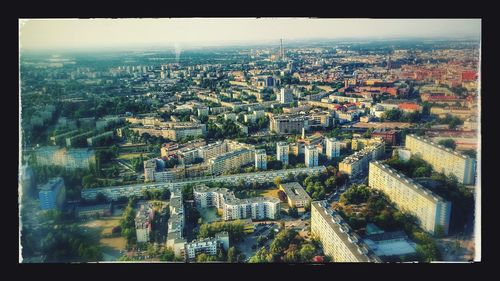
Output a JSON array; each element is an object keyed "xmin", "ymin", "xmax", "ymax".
[
  {"xmin": 38, "ymin": 177, "xmax": 66, "ymax": 210},
  {"xmin": 368, "ymin": 161, "xmax": 452, "ymax": 235},
  {"xmin": 325, "ymin": 138, "xmax": 341, "ymax": 159},
  {"xmin": 304, "ymin": 145, "xmax": 319, "ymax": 167},
  {"xmin": 276, "ymin": 142, "xmax": 289, "ymax": 165},
  {"xmin": 277, "ymin": 88, "xmax": 294, "ymax": 104},
  {"xmin": 405, "ymin": 134, "xmax": 476, "ymax": 185},
  {"xmin": 311, "ymin": 201, "xmax": 381, "ymax": 262},
  {"xmin": 254, "ymin": 149, "xmax": 267, "ymax": 170}
]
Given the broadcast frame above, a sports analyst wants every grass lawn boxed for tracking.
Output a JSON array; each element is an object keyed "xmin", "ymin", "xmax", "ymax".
[
  {"xmin": 261, "ymin": 189, "xmax": 279, "ymax": 198},
  {"xmin": 80, "ymin": 216, "xmax": 127, "ymax": 260},
  {"xmin": 117, "ymin": 153, "xmax": 146, "ymax": 160}
]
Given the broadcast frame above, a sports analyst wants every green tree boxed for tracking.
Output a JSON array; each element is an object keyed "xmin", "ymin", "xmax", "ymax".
[
  {"xmin": 299, "ymin": 244, "xmax": 315, "ymax": 262},
  {"xmin": 438, "ymin": 139, "xmax": 456, "ymax": 150}
]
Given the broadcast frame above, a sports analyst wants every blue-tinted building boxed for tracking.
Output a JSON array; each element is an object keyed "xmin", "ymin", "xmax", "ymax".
[{"xmin": 38, "ymin": 177, "xmax": 66, "ymax": 210}]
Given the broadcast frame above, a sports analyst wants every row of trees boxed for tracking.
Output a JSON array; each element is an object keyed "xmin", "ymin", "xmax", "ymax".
[
  {"xmin": 385, "ymin": 154, "xmax": 433, "ymax": 178},
  {"xmin": 120, "ymin": 200, "xmax": 137, "ymax": 246},
  {"xmin": 381, "ymin": 108, "xmax": 421, "ymax": 123},
  {"xmin": 197, "ymin": 221, "xmax": 246, "ymax": 244}
]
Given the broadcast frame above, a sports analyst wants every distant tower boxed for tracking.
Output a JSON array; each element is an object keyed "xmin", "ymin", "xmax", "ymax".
[{"xmin": 280, "ymin": 38, "xmax": 285, "ymax": 61}]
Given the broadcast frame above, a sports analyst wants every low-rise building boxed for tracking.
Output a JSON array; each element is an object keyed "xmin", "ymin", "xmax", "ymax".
[{"xmin": 279, "ymin": 182, "xmax": 311, "ymax": 208}]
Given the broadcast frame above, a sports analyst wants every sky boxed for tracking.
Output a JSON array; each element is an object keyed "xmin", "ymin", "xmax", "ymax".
[{"xmin": 19, "ymin": 18, "xmax": 481, "ymax": 50}]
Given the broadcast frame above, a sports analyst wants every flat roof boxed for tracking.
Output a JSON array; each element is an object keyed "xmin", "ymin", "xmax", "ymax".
[{"xmin": 311, "ymin": 201, "xmax": 380, "ymax": 262}]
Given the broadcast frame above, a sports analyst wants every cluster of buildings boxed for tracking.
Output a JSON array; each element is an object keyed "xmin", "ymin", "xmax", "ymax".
[
  {"xmin": 81, "ymin": 166, "xmax": 326, "ymax": 202},
  {"xmin": 339, "ymin": 140, "xmax": 385, "ymax": 178},
  {"xmin": 193, "ymin": 184, "xmax": 280, "ymax": 221},
  {"xmin": 33, "ymin": 146, "xmax": 96, "ymax": 170},
  {"xmin": 144, "ymin": 140, "xmax": 259, "ymax": 182},
  {"xmin": 130, "ymin": 119, "xmax": 207, "ymax": 142}
]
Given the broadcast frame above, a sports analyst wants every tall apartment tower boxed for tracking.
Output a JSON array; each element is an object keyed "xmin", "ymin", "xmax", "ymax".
[
  {"xmin": 325, "ymin": 138, "xmax": 341, "ymax": 159},
  {"xmin": 276, "ymin": 142, "xmax": 289, "ymax": 165},
  {"xmin": 278, "ymin": 88, "xmax": 294, "ymax": 104},
  {"xmin": 255, "ymin": 149, "xmax": 267, "ymax": 170},
  {"xmin": 405, "ymin": 134, "xmax": 476, "ymax": 185},
  {"xmin": 305, "ymin": 145, "xmax": 319, "ymax": 167}
]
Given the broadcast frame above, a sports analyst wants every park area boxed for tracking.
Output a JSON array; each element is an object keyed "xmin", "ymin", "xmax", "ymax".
[{"xmin": 80, "ymin": 216, "xmax": 127, "ymax": 261}]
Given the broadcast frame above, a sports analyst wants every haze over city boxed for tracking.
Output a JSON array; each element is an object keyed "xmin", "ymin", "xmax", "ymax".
[
  {"xmin": 19, "ymin": 18, "xmax": 480, "ymax": 264},
  {"xmin": 20, "ymin": 18, "xmax": 481, "ymax": 51}
]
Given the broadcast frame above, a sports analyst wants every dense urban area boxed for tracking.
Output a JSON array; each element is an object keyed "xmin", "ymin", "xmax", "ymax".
[{"xmin": 20, "ymin": 38, "xmax": 478, "ymax": 263}]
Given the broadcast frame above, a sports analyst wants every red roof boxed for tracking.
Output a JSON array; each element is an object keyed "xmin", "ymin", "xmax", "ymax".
[
  {"xmin": 398, "ymin": 103, "xmax": 420, "ymax": 110},
  {"xmin": 462, "ymin": 71, "xmax": 477, "ymax": 81},
  {"xmin": 313, "ymin": 256, "xmax": 324, "ymax": 263}
]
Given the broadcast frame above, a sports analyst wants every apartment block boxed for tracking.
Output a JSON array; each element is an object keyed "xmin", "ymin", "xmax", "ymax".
[
  {"xmin": 405, "ymin": 134, "xmax": 476, "ymax": 185},
  {"xmin": 339, "ymin": 142, "xmax": 385, "ymax": 178},
  {"xmin": 193, "ymin": 185, "xmax": 280, "ymax": 221},
  {"xmin": 38, "ymin": 177, "xmax": 66, "ymax": 210},
  {"xmin": 276, "ymin": 142, "xmax": 289, "ymax": 165},
  {"xmin": 311, "ymin": 201, "xmax": 381, "ymax": 262},
  {"xmin": 304, "ymin": 145, "xmax": 319, "ymax": 167},
  {"xmin": 325, "ymin": 137, "xmax": 341, "ymax": 159},
  {"xmin": 254, "ymin": 149, "xmax": 267, "ymax": 170},
  {"xmin": 368, "ymin": 161, "xmax": 452, "ymax": 235}
]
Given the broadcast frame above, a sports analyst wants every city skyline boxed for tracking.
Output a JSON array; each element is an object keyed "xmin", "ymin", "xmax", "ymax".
[{"xmin": 20, "ymin": 18, "xmax": 481, "ymax": 51}]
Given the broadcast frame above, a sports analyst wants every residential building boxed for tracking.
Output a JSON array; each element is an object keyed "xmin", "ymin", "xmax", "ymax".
[
  {"xmin": 311, "ymin": 201, "xmax": 381, "ymax": 262},
  {"xmin": 405, "ymin": 134, "xmax": 476, "ymax": 185},
  {"xmin": 135, "ymin": 202, "xmax": 155, "ymax": 243},
  {"xmin": 304, "ymin": 145, "xmax": 319, "ymax": 167},
  {"xmin": 270, "ymin": 114, "xmax": 309, "ymax": 134},
  {"xmin": 184, "ymin": 232, "xmax": 229, "ymax": 260},
  {"xmin": 279, "ymin": 182, "xmax": 311, "ymax": 208},
  {"xmin": 277, "ymin": 88, "xmax": 294, "ymax": 104},
  {"xmin": 325, "ymin": 138, "xmax": 341, "ymax": 159},
  {"xmin": 276, "ymin": 142, "xmax": 289, "ymax": 165},
  {"xmin": 368, "ymin": 161, "xmax": 452, "ymax": 235},
  {"xmin": 254, "ymin": 149, "xmax": 267, "ymax": 170},
  {"xmin": 81, "ymin": 166, "xmax": 326, "ymax": 201},
  {"xmin": 339, "ymin": 142, "xmax": 385, "ymax": 178},
  {"xmin": 34, "ymin": 146, "xmax": 97, "ymax": 170},
  {"xmin": 193, "ymin": 185, "xmax": 280, "ymax": 221},
  {"xmin": 38, "ymin": 177, "xmax": 66, "ymax": 210}
]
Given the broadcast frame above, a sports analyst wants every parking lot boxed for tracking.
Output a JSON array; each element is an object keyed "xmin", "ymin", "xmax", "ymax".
[{"xmin": 236, "ymin": 223, "xmax": 279, "ymax": 261}]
